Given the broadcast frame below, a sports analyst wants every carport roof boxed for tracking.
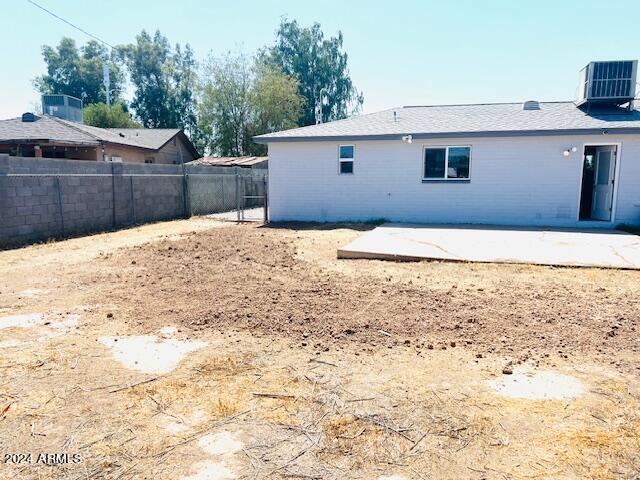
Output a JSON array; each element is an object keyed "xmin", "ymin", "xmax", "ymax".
[{"xmin": 254, "ymin": 101, "xmax": 640, "ymax": 143}]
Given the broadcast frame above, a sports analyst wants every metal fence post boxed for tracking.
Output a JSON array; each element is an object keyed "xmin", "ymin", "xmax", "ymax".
[
  {"xmin": 235, "ymin": 169, "xmax": 240, "ymax": 222},
  {"xmin": 111, "ymin": 163, "xmax": 116, "ymax": 229},
  {"xmin": 181, "ymin": 162, "xmax": 190, "ymax": 218}
]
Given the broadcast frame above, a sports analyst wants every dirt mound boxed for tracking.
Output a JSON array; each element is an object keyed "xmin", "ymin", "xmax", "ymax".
[{"xmin": 93, "ymin": 224, "xmax": 640, "ymax": 373}]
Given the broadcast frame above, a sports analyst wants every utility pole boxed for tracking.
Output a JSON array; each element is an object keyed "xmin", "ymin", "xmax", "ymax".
[
  {"xmin": 315, "ymin": 87, "xmax": 327, "ymax": 125},
  {"xmin": 103, "ymin": 61, "xmax": 111, "ymax": 105}
]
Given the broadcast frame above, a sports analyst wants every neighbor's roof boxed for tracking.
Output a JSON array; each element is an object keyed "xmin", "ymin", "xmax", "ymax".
[
  {"xmin": 0, "ymin": 115, "xmax": 98, "ymax": 145},
  {"xmin": 60, "ymin": 121, "xmax": 181, "ymax": 150},
  {"xmin": 254, "ymin": 101, "xmax": 640, "ymax": 142},
  {"xmin": 0, "ymin": 115, "xmax": 198, "ymax": 156},
  {"xmin": 189, "ymin": 156, "xmax": 268, "ymax": 167}
]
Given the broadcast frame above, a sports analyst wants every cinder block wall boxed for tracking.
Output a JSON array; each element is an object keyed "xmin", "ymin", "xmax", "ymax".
[
  {"xmin": 0, "ymin": 156, "xmax": 269, "ymax": 249},
  {"xmin": 0, "ymin": 155, "xmax": 188, "ymax": 248},
  {"xmin": 1, "ymin": 175, "xmax": 65, "ymax": 245}
]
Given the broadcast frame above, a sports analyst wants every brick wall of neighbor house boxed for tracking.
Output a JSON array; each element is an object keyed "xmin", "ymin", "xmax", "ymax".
[
  {"xmin": 267, "ymin": 134, "xmax": 640, "ymax": 228},
  {"xmin": 0, "ymin": 155, "xmax": 187, "ymax": 248}
]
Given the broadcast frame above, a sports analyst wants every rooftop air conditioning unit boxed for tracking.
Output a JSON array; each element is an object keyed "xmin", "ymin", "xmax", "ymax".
[
  {"xmin": 42, "ymin": 94, "xmax": 84, "ymax": 123},
  {"xmin": 577, "ymin": 60, "xmax": 637, "ymax": 108}
]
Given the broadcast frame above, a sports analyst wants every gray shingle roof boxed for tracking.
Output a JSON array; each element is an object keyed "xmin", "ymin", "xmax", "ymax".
[
  {"xmin": 254, "ymin": 101, "xmax": 640, "ymax": 142},
  {"xmin": 0, "ymin": 115, "xmax": 184, "ymax": 151},
  {"xmin": 0, "ymin": 115, "xmax": 98, "ymax": 145},
  {"xmin": 55, "ymin": 119, "xmax": 181, "ymax": 150},
  {"xmin": 107, "ymin": 128, "xmax": 180, "ymax": 149}
]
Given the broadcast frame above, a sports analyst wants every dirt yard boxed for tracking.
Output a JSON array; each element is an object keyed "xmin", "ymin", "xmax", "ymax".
[{"xmin": 1, "ymin": 219, "xmax": 639, "ymax": 480}]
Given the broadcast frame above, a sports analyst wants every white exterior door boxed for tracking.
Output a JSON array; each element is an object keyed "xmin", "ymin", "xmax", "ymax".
[{"xmin": 591, "ymin": 146, "xmax": 616, "ymax": 221}]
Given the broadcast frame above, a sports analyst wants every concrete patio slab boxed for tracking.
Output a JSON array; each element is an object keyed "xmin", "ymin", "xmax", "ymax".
[{"xmin": 337, "ymin": 224, "xmax": 640, "ymax": 269}]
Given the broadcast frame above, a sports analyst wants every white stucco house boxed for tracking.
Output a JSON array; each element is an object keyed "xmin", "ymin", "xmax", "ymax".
[{"xmin": 255, "ymin": 62, "xmax": 640, "ymax": 228}]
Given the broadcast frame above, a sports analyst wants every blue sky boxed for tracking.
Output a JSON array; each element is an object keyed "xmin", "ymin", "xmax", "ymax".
[{"xmin": 1, "ymin": 0, "xmax": 638, "ymax": 118}]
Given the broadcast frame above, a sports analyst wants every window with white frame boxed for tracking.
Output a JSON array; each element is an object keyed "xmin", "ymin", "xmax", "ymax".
[
  {"xmin": 339, "ymin": 145, "xmax": 354, "ymax": 174},
  {"xmin": 423, "ymin": 146, "xmax": 471, "ymax": 180}
]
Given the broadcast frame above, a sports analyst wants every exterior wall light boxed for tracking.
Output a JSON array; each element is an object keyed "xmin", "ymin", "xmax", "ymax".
[{"xmin": 563, "ymin": 147, "xmax": 577, "ymax": 157}]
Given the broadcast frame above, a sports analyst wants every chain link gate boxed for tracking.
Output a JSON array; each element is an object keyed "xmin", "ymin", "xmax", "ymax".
[{"xmin": 186, "ymin": 170, "xmax": 268, "ymax": 222}]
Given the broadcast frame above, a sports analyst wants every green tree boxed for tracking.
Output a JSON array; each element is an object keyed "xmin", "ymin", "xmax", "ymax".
[
  {"xmin": 83, "ymin": 102, "xmax": 141, "ymax": 128},
  {"xmin": 167, "ymin": 44, "xmax": 199, "ymax": 138},
  {"xmin": 248, "ymin": 63, "xmax": 305, "ymax": 154},
  {"xmin": 34, "ymin": 37, "xmax": 123, "ymax": 105},
  {"xmin": 117, "ymin": 30, "xmax": 172, "ymax": 128},
  {"xmin": 118, "ymin": 30, "xmax": 199, "ymax": 132},
  {"xmin": 197, "ymin": 52, "xmax": 303, "ymax": 156},
  {"xmin": 198, "ymin": 53, "xmax": 251, "ymax": 156},
  {"xmin": 263, "ymin": 19, "xmax": 363, "ymax": 126}
]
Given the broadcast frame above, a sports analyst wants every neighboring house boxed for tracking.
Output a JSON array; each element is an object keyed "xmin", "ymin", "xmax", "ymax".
[
  {"xmin": 255, "ymin": 61, "xmax": 640, "ymax": 228},
  {"xmin": 188, "ymin": 156, "xmax": 268, "ymax": 169},
  {"xmin": 0, "ymin": 113, "xmax": 198, "ymax": 164}
]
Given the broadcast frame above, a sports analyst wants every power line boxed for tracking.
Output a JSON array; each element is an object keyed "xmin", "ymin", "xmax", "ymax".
[{"xmin": 26, "ymin": 0, "xmax": 116, "ymax": 50}]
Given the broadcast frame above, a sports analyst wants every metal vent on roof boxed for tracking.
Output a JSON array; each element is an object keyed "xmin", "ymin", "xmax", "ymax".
[
  {"xmin": 21, "ymin": 112, "xmax": 39, "ymax": 122},
  {"xmin": 522, "ymin": 100, "xmax": 540, "ymax": 110}
]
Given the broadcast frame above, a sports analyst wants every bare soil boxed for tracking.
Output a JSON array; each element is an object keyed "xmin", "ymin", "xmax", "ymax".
[
  {"xmin": 97, "ymin": 222, "xmax": 640, "ymax": 373},
  {"xmin": 1, "ymin": 219, "xmax": 639, "ymax": 480}
]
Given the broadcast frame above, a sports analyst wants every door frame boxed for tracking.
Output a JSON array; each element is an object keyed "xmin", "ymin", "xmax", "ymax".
[{"xmin": 577, "ymin": 142, "xmax": 621, "ymax": 223}]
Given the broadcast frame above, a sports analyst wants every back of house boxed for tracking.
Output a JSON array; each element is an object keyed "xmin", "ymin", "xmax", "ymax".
[{"xmin": 256, "ymin": 60, "xmax": 640, "ymax": 228}]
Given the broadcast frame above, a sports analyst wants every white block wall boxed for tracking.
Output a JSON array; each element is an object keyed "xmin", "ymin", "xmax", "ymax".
[{"xmin": 267, "ymin": 134, "xmax": 640, "ymax": 227}]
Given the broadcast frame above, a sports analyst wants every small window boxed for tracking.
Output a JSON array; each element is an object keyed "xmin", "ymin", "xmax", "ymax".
[
  {"xmin": 423, "ymin": 146, "xmax": 470, "ymax": 180},
  {"xmin": 144, "ymin": 157, "xmax": 155, "ymax": 164},
  {"xmin": 110, "ymin": 156, "xmax": 122, "ymax": 163},
  {"xmin": 339, "ymin": 145, "xmax": 354, "ymax": 174}
]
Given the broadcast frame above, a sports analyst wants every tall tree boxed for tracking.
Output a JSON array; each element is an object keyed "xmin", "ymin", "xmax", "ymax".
[
  {"xmin": 118, "ymin": 30, "xmax": 199, "ymax": 131},
  {"xmin": 34, "ymin": 37, "xmax": 124, "ymax": 105},
  {"xmin": 197, "ymin": 52, "xmax": 303, "ymax": 156},
  {"xmin": 117, "ymin": 30, "xmax": 172, "ymax": 128},
  {"xmin": 167, "ymin": 44, "xmax": 199, "ymax": 138},
  {"xmin": 83, "ymin": 102, "xmax": 141, "ymax": 128},
  {"xmin": 248, "ymin": 63, "xmax": 305, "ymax": 153},
  {"xmin": 264, "ymin": 19, "xmax": 363, "ymax": 126}
]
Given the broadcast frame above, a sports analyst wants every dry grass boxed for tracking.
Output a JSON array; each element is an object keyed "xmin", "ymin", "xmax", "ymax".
[{"xmin": 1, "ymin": 220, "xmax": 640, "ymax": 479}]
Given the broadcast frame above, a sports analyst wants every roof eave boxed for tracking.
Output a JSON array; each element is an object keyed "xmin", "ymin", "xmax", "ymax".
[
  {"xmin": 0, "ymin": 138, "xmax": 101, "ymax": 147},
  {"xmin": 254, "ymin": 127, "xmax": 640, "ymax": 144},
  {"xmin": 101, "ymin": 140, "xmax": 160, "ymax": 152}
]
